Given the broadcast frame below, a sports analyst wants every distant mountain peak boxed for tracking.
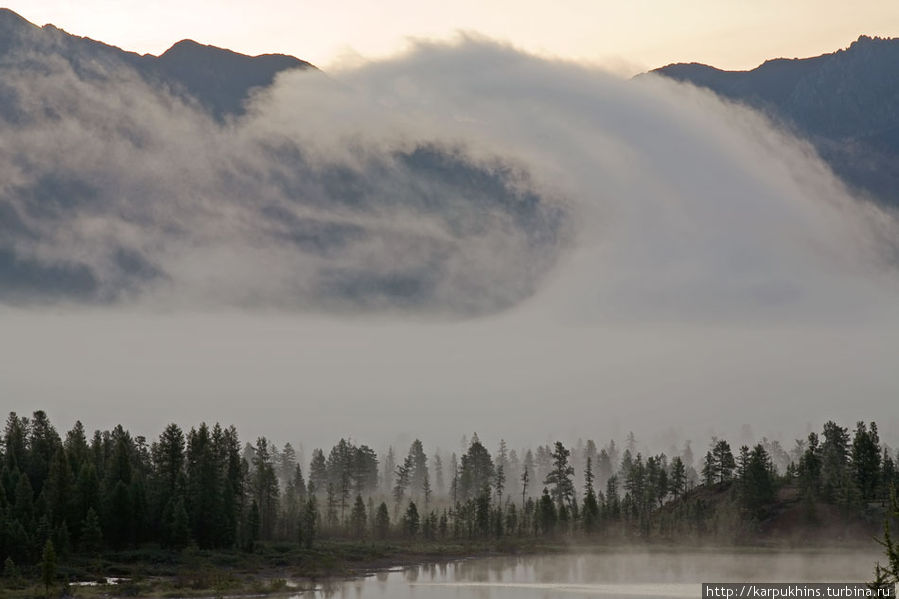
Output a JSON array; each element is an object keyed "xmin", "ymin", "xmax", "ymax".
[
  {"xmin": 158, "ymin": 37, "xmax": 311, "ymax": 69},
  {"xmin": 652, "ymin": 35, "xmax": 899, "ymax": 207},
  {"xmin": 0, "ymin": 7, "xmax": 33, "ymax": 27},
  {"xmin": 0, "ymin": 8, "xmax": 314, "ymax": 120}
]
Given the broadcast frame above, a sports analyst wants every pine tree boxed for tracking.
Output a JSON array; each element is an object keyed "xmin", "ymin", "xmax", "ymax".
[
  {"xmin": 55, "ymin": 521, "xmax": 71, "ymax": 559},
  {"xmin": 459, "ymin": 438, "xmax": 494, "ymax": 501},
  {"xmin": 538, "ymin": 488, "xmax": 557, "ymax": 536},
  {"xmin": 494, "ymin": 464, "xmax": 506, "ymax": 505},
  {"xmin": 711, "ymin": 440, "xmax": 736, "ymax": 484},
  {"xmin": 80, "ymin": 508, "xmax": 103, "ymax": 554},
  {"xmin": 852, "ymin": 422, "xmax": 881, "ymax": 501},
  {"xmin": 41, "ymin": 539, "xmax": 56, "ymax": 598},
  {"xmin": 799, "ymin": 432, "xmax": 822, "ymax": 498},
  {"xmin": 251, "ymin": 438, "xmax": 279, "ymax": 540},
  {"xmin": 3, "ymin": 556, "xmax": 19, "ymax": 582},
  {"xmin": 152, "ymin": 423, "xmax": 185, "ymax": 537},
  {"xmin": 302, "ymin": 496, "xmax": 318, "ymax": 549},
  {"xmin": 309, "ymin": 449, "xmax": 328, "ymax": 497},
  {"xmin": 741, "ymin": 445, "xmax": 775, "ymax": 519},
  {"xmin": 170, "ymin": 496, "xmax": 191, "ymax": 549},
  {"xmin": 871, "ymin": 484, "xmax": 898, "ymax": 586},
  {"xmin": 382, "ymin": 447, "xmax": 396, "ymax": 497},
  {"xmin": 44, "ymin": 448, "xmax": 73, "ymax": 528},
  {"xmin": 186, "ymin": 423, "xmax": 220, "ymax": 548},
  {"xmin": 821, "ymin": 421, "xmax": 851, "ymax": 500},
  {"xmin": 393, "ymin": 456, "xmax": 412, "ymax": 514},
  {"xmin": 669, "ymin": 456, "xmax": 687, "ymax": 498},
  {"xmin": 106, "ymin": 480, "xmax": 132, "ymax": 549},
  {"xmin": 423, "ymin": 471, "xmax": 432, "ymax": 511},
  {"xmin": 544, "ymin": 442, "xmax": 575, "ymax": 510},
  {"xmin": 520, "ymin": 464, "xmax": 530, "ymax": 509},
  {"xmin": 374, "ymin": 502, "xmax": 390, "ymax": 539},
  {"xmin": 702, "ymin": 451, "xmax": 715, "ymax": 486},
  {"xmin": 582, "ymin": 457, "xmax": 599, "ymax": 533},
  {"xmin": 407, "ymin": 440, "xmax": 429, "ymax": 500},
  {"xmin": 402, "ymin": 501, "xmax": 420, "ymax": 537},
  {"xmin": 434, "ymin": 453, "xmax": 445, "ymax": 495},
  {"xmin": 350, "ymin": 495, "xmax": 367, "ymax": 538}
]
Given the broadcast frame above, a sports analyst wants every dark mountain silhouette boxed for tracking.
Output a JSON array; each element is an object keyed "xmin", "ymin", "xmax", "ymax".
[
  {"xmin": 153, "ymin": 39, "xmax": 313, "ymax": 118},
  {"xmin": 0, "ymin": 7, "xmax": 313, "ymax": 119},
  {"xmin": 653, "ymin": 35, "xmax": 899, "ymax": 207}
]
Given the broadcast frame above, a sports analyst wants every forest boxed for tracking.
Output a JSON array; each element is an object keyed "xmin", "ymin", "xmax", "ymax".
[{"xmin": 0, "ymin": 411, "xmax": 897, "ymax": 591}]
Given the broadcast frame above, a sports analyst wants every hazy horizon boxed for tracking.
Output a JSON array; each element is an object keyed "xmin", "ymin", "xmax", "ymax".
[{"xmin": 5, "ymin": 1, "xmax": 899, "ymax": 74}]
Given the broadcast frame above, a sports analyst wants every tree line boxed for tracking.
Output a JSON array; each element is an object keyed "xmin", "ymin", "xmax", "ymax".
[{"xmin": 0, "ymin": 412, "xmax": 896, "ymax": 573}]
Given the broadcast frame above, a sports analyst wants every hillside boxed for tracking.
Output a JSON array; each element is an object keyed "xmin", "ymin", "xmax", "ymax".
[
  {"xmin": 653, "ymin": 481, "xmax": 886, "ymax": 547},
  {"xmin": 653, "ymin": 36, "xmax": 899, "ymax": 207},
  {"xmin": 0, "ymin": 7, "xmax": 312, "ymax": 119}
]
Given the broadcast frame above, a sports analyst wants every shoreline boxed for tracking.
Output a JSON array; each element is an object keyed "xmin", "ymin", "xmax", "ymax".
[{"xmin": 3, "ymin": 538, "xmax": 881, "ymax": 599}]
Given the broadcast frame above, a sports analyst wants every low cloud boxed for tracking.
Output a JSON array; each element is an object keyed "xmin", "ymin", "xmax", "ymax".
[{"xmin": 1, "ymin": 36, "xmax": 898, "ymax": 448}]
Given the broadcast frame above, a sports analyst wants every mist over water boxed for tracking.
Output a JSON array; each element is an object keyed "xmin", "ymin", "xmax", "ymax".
[
  {"xmin": 287, "ymin": 550, "xmax": 884, "ymax": 598},
  {"xmin": 2, "ymin": 38, "xmax": 899, "ymax": 448}
]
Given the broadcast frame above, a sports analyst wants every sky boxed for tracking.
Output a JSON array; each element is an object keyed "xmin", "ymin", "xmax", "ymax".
[{"xmin": 6, "ymin": 0, "xmax": 899, "ymax": 73}]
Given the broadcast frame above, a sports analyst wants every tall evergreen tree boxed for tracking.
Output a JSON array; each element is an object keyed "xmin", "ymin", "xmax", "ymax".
[
  {"xmin": 458, "ymin": 437, "xmax": 494, "ymax": 501},
  {"xmin": 852, "ymin": 422, "xmax": 881, "ymax": 501},
  {"xmin": 582, "ymin": 457, "xmax": 599, "ymax": 533},
  {"xmin": 40, "ymin": 539, "xmax": 56, "ymax": 598},
  {"xmin": 350, "ymin": 495, "xmax": 367, "ymax": 538},
  {"xmin": 374, "ymin": 502, "xmax": 390, "ymax": 539},
  {"xmin": 544, "ymin": 442, "xmax": 575, "ymax": 511}
]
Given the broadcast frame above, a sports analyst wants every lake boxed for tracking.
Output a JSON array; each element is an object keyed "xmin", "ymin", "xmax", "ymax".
[{"xmin": 291, "ymin": 549, "xmax": 883, "ymax": 598}]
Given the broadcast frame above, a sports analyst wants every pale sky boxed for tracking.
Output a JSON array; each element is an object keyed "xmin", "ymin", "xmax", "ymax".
[{"xmin": 6, "ymin": 0, "xmax": 899, "ymax": 74}]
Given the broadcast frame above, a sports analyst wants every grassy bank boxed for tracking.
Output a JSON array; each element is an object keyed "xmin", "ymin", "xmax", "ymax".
[
  {"xmin": 0, "ymin": 537, "xmax": 566, "ymax": 598},
  {"xmin": 1, "ymin": 534, "xmax": 883, "ymax": 599}
]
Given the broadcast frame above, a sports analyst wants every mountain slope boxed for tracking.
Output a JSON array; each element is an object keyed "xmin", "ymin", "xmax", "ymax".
[
  {"xmin": 0, "ymin": 9, "xmax": 566, "ymax": 313},
  {"xmin": 0, "ymin": 8, "xmax": 313, "ymax": 119},
  {"xmin": 653, "ymin": 36, "xmax": 899, "ymax": 207}
]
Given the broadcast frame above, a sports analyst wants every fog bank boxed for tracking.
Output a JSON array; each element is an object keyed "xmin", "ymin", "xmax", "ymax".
[{"xmin": 2, "ymin": 38, "xmax": 898, "ymax": 448}]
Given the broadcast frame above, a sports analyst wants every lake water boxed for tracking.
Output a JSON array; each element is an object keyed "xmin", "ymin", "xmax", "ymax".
[{"xmin": 292, "ymin": 549, "xmax": 883, "ymax": 599}]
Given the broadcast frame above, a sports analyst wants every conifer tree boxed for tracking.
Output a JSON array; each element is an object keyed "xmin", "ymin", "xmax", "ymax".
[
  {"xmin": 402, "ymin": 501, "xmax": 420, "ymax": 537},
  {"xmin": 669, "ymin": 456, "xmax": 687, "ymax": 498},
  {"xmin": 374, "ymin": 502, "xmax": 390, "ymax": 539},
  {"xmin": 41, "ymin": 539, "xmax": 56, "ymax": 598},
  {"xmin": 582, "ymin": 457, "xmax": 599, "ymax": 533},
  {"xmin": 544, "ymin": 442, "xmax": 575, "ymax": 511},
  {"xmin": 350, "ymin": 495, "xmax": 367, "ymax": 539},
  {"xmin": 80, "ymin": 508, "xmax": 103, "ymax": 554},
  {"xmin": 853, "ymin": 422, "xmax": 881, "ymax": 501},
  {"xmin": 302, "ymin": 496, "xmax": 318, "ymax": 548},
  {"xmin": 538, "ymin": 488, "xmax": 557, "ymax": 536}
]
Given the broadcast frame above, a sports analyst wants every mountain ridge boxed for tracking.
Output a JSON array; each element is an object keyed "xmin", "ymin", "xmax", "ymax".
[
  {"xmin": 0, "ymin": 8, "xmax": 315, "ymax": 119},
  {"xmin": 652, "ymin": 35, "xmax": 899, "ymax": 206}
]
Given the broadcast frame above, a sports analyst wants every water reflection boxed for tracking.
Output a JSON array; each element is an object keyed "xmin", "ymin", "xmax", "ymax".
[{"xmin": 291, "ymin": 550, "xmax": 880, "ymax": 599}]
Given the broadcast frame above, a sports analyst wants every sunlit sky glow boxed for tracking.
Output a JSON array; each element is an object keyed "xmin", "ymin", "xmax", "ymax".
[{"xmin": 6, "ymin": 0, "xmax": 899, "ymax": 74}]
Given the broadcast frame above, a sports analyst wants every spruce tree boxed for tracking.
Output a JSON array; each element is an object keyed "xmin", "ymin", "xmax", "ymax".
[
  {"xmin": 302, "ymin": 496, "xmax": 318, "ymax": 548},
  {"xmin": 80, "ymin": 508, "xmax": 103, "ymax": 554},
  {"xmin": 582, "ymin": 457, "xmax": 599, "ymax": 533},
  {"xmin": 374, "ymin": 502, "xmax": 390, "ymax": 539},
  {"xmin": 669, "ymin": 456, "xmax": 687, "ymax": 498},
  {"xmin": 544, "ymin": 442, "xmax": 575, "ymax": 511},
  {"xmin": 852, "ymin": 422, "xmax": 881, "ymax": 501},
  {"xmin": 538, "ymin": 488, "xmax": 557, "ymax": 536},
  {"xmin": 41, "ymin": 539, "xmax": 56, "ymax": 598},
  {"xmin": 350, "ymin": 495, "xmax": 367, "ymax": 539},
  {"xmin": 402, "ymin": 501, "xmax": 420, "ymax": 537},
  {"xmin": 170, "ymin": 496, "xmax": 191, "ymax": 550}
]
